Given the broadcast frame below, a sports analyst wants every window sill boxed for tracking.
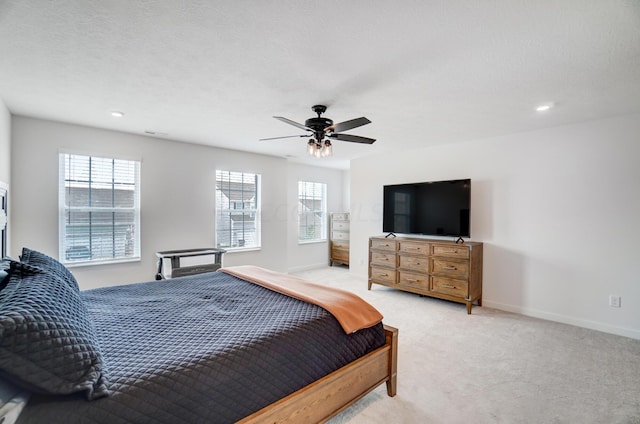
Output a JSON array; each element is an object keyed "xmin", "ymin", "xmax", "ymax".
[
  {"xmin": 298, "ymin": 239, "xmax": 328, "ymax": 246},
  {"xmin": 64, "ymin": 257, "xmax": 141, "ymax": 268},
  {"xmin": 222, "ymin": 247, "xmax": 261, "ymax": 254}
]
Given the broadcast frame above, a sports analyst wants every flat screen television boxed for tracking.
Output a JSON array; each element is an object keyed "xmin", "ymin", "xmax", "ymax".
[{"xmin": 383, "ymin": 179, "xmax": 471, "ymax": 238}]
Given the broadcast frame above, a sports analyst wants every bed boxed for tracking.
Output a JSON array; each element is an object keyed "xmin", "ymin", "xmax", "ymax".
[{"xmin": 0, "ymin": 248, "xmax": 398, "ymax": 424}]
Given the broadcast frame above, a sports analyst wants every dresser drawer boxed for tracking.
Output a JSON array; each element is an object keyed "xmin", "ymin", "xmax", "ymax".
[
  {"xmin": 398, "ymin": 241, "xmax": 430, "ymax": 256},
  {"xmin": 431, "ymin": 258, "xmax": 469, "ymax": 279},
  {"xmin": 331, "ymin": 230, "xmax": 349, "ymax": 241},
  {"xmin": 331, "ymin": 240, "xmax": 349, "ymax": 250},
  {"xmin": 331, "ymin": 213, "xmax": 349, "ymax": 221},
  {"xmin": 371, "ymin": 251, "xmax": 396, "ymax": 267},
  {"xmin": 432, "ymin": 277, "xmax": 468, "ymax": 298},
  {"xmin": 398, "ymin": 271, "xmax": 429, "ymax": 290},
  {"xmin": 332, "ymin": 220, "xmax": 350, "ymax": 231},
  {"xmin": 398, "ymin": 255, "xmax": 428, "ymax": 273},
  {"xmin": 370, "ymin": 267, "xmax": 396, "ymax": 284},
  {"xmin": 432, "ymin": 245, "xmax": 469, "ymax": 259},
  {"xmin": 332, "ymin": 249, "xmax": 349, "ymax": 262},
  {"xmin": 370, "ymin": 239, "xmax": 397, "ymax": 252}
]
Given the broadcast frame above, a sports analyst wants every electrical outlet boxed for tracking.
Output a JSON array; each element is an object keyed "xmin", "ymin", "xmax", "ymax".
[{"xmin": 609, "ymin": 295, "xmax": 621, "ymax": 308}]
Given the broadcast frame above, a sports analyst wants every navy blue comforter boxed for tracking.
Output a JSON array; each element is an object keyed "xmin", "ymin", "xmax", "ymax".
[{"xmin": 18, "ymin": 271, "xmax": 385, "ymax": 424}]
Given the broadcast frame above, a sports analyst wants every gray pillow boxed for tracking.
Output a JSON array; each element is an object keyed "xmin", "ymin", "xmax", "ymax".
[
  {"xmin": 20, "ymin": 247, "xmax": 79, "ymax": 291},
  {"xmin": 0, "ymin": 256, "xmax": 11, "ymax": 273},
  {"xmin": 0, "ymin": 257, "xmax": 16, "ymax": 291},
  {"xmin": 0, "ymin": 261, "xmax": 109, "ymax": 399}
]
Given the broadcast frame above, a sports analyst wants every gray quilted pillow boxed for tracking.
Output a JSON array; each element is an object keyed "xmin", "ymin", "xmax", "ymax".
[
  {"xmin": 20, "ymin": 247, "xmax": 79, "ymax": 291},
  {"xmin": 0, "ymin": 262, "xmax": 109, "ymax": 399}
]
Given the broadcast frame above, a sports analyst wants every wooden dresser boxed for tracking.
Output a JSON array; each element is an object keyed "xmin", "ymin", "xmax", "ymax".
[
  {"xmin": 329, "ymin": 213, "xmax": 350, "ymax": 266},
  {"xmin": 368, "ymin": 236, "xmax": 483, "ymax": 313}
]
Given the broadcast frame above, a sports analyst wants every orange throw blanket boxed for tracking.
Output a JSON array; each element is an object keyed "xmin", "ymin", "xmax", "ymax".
[{"xmin": 218, "ymin": 265, "xmax": 383, "ymax": 334}]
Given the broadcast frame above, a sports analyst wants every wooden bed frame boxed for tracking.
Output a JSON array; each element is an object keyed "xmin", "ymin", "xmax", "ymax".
[{"xmin": 240, "ymin": 324, "xmax": 398, "ymax": 424}]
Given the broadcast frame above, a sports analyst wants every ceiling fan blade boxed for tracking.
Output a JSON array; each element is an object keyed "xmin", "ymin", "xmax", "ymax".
[
  {"xmin": 327, "ymin": 117, "xmax": 371, "ymax": 133},
  {"xmin": 259, "ymin": 134, "xmax": 307, "ymax": 141},
  {"xmin": 328, "ymin": 133, "xmax": 376, "ymax": 144},
  {"xmin": 273, "ymin": 116, "xmax": 312, "ymax": 131}
]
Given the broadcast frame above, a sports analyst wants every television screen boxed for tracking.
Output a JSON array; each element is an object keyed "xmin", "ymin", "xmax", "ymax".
[{"xmin": 383, "ymin": 179, "xmax": 471, "ymax": 237}]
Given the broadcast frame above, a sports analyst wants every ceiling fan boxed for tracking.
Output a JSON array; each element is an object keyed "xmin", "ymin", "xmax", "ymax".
[{"xmin": 260, "ymin": 105, "xmax": 376, "ymax": 157}]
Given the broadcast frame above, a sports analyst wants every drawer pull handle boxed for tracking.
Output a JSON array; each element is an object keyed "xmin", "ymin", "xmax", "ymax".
[
  {"xmin": 442, "ymin": 284, "xmax": 456, "ymax": 289},
  {"xmin": 443, "ymin": 266, "xmax": 457, "ymax": 270},
  {"xmin": 406, "ymin": 278, "xmax": 418, "ymax": 282},
  {"xmin": 379, "ymin": 273, "xmax": 388, "ymax": 277}
]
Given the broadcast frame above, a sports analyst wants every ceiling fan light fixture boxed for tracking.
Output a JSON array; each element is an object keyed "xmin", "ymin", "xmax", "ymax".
[
  {"xmin": 308, "ymin": 139, "xmax": 333, "ymax": 158},
  {"xmin": 267, "ymin": 105, "xmax": 374, "ymax": 158},
  {"xmin": 322, "ymin": 140, "xmax": 333, "ymax": 157},
  {"xmin": 313, "ymin": 142, "xmax": 323, "ymax": 158},
  {"xmin": 307, "ymin": 139, "xmax": 316, "ymax": 155}
]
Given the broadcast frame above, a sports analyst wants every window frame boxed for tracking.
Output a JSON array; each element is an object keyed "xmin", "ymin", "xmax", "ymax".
[
  {"xmin": 297, "ymin": 180, "xmax": 328, "ymax": 243},
  {"xmin": 58, "ymin": 152, "xmax": 141, "ymax": 266},
  {"xmin": 0, "ymin": 181, "xmax": 7, "ymax": 258},
  {"xmin": 215, "ymin": 170, "xmax": 261, "ymax": 251}
]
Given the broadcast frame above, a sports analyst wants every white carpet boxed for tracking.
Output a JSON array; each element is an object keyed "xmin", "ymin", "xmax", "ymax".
[{"xmin": 293, "ymin": 266, "xmax": 640, "ymax": 424}]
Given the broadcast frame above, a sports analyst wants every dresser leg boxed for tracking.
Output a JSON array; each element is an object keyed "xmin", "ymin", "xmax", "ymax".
[{"xmin": 466, "ymin": 302, "xmax": 472, "ymax": 314}]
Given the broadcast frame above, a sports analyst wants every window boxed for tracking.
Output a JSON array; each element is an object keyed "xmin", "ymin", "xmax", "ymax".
[
  {"xmin": 59, "ymin": 153, "xmax": 140, "ymax": 265},
  {"xmin": 215, "ymin": 170, "xmax": 261, "ymax": 250},
  {"xmin": 298, "ymin": 181, "xmax": 327, "ymax": 242},
  {"xmin": 0, "ymin": 182, "xmax": 7, "ymax": 258}
]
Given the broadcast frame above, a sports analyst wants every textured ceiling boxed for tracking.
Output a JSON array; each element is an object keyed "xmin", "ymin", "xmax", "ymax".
[{"xmin": 1, "ymin": 1, "xmax": 639, "ymax": 169}]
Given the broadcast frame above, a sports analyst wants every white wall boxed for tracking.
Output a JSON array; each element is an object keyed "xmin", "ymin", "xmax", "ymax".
[
  {"xmin": 285, "ymin": 163, "xmax": 349, "ymax": 272},
  {"xmin": 350, "ymin": 113, "xmax": 640, "ymax": 339},
  {"xmin": 10, "ymin": 116, "xmax": 345, "ymax": 288}
]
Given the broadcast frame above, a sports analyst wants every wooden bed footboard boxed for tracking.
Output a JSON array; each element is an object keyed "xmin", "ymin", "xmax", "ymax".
[{"xmin": 239, "ymin": 324, "xmax": 398, "ymax": 424}]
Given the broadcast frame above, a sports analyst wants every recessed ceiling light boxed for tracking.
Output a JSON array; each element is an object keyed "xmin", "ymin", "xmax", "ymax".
[
  {"xmin": 111, "ymin": 111, "xmax": 125, "ymax": 117},
  {"xmin": 535, "ymin": 103, "xmax": 554, "ymax": 112}
]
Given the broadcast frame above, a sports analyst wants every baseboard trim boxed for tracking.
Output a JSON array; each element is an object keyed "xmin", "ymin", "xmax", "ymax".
[{"xmin": 483, "ymin": 300, "xmax": 640, "ymax": 340}]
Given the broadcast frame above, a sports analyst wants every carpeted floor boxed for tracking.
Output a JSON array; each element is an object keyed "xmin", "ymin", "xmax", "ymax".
[{"xmin": 293, "ymin": 266, "xmax": 640, "ymax": 424}]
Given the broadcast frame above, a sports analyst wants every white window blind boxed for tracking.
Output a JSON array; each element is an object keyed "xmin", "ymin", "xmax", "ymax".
[
  {"xmin": 215, "ymin": 170, "xmax": 261, "ymax": 250},
  {"xmin": 298, "ymin": 181, "xmax": 327, "ymax": 242},
  {"xmin": 59, "ymin": 153, "xmax": 141, "ymax": 264}
]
